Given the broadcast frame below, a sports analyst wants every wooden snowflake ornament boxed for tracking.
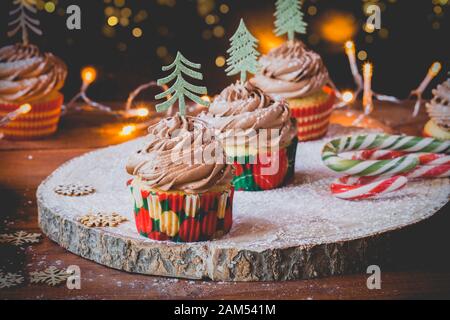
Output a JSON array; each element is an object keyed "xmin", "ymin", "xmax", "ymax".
[
  {"xmin": 155, "ymin": 52, "xmax": 209, "ymax": 116},
  {"xmin": 54, "ymin": 184, "xmax": 95, "ymax": 197},
  {"xmin": 0, "ymin": 272, "xmax": 24, "ymax": 289},
  {"xmin": 79, "ymin": 212, "xmax": 128, "ymax": 227},
  {"xmin": 30, "ymin": 266, "xmax": 69, "ymax": 286},
  {"xmin": 226, "ymin": 19, "xmax": 260, "ymax": 83},
  {"xmin": 0, "ymin": 231, "xmax": 41, "ymax": 246}
]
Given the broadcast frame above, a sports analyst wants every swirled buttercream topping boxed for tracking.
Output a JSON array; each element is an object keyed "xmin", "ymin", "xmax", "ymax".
[
  {"xmin": 250, "ymin": 40, "xmax": 329, "ymax": 99},
  {"xmin": 426, "ymin": 79, "xmax": 450, "ymax": 130},
  {"xmin": 126, "ymin": 115, "xmax": 233, "ymax": 193},
  {"xmin": 0, "ymin": 43, "xmax": 67, "ymax": 103},
  {"xmin": 202, "ymin": 82, "xmax": 296, "ymax": 151}
]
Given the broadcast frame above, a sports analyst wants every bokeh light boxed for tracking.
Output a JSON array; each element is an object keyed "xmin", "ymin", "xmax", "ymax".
[
  {"xmin": 132, "ymin": 27, "xmax": 143, "ymax": 38},
  {"xmin": 215, "ymin": 56, "xmax": 225, "ymax": 67},
  {"xmin": 319, "ymin": 11, "xmax": 357, "ymax": 44},
  {"xmin": 44, "ymin": 2, "xmax": 55, "ymax": 13},
  {"xmin": 107, "ymin": 16, "xmax": 119, "ymax": 26}
]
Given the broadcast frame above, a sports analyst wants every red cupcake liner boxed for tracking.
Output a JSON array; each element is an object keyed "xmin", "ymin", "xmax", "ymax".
[
  {"xmin": 128, "ymin": 179, "xmax": 234, "ymax": 242},
  {"xmin": 289, "ymin": 89, "xmax": 335, "ymax": 142},
  {"xmin": 231, "ymin": 138, "xmax": 297, "ymax": 191},
  {"xmin": 0, "ymin": 93, "xmax": 63, "ymax": 140}
]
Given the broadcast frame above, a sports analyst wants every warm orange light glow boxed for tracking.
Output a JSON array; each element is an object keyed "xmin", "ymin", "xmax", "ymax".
[
  {"xmin": 429, "ymin": 62, "xmax": 442, "ymax": 77},
  {"xmin": 120, "ymin": 124, "xmax": 136, "ymax": 136},
  {"xmin": 252, "ymin": 31, "xmax": 283, "ymax": 54},
  {"xmin": 319, "ymin": 12, "xmax": 357, "ymax": 44},
  {"xmin": 81, "ymin": 67, "xmax": 97, "ymax": 84},
  {"xmin": 342, "ymin": 91, "xmax": 354, "ymax": 103},
  {"xmin": 19, "ymin": 103, "xmax": 32, "ymax": 114},
  {"xmin": 201, "ymin": 95, "xmax": 211, "ymax": 103},
  {"xmin": 244, "ymin": 18, "xmax": 283, "ymax": 54}
]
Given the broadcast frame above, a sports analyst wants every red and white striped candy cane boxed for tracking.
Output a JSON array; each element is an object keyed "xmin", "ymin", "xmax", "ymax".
[{"xmin": 322, "ymin": 134, "xmax": 450, "ymax": 200}]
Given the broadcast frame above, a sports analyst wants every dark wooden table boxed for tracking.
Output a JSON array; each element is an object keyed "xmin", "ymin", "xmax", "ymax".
[{"xmin": 1, "ymin": 101, "xmax": 449, "ymax": 300}]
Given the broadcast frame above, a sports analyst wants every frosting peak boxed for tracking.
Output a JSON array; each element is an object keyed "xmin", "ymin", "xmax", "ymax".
[
  {"xmin": 126, "ymin": 115, "xmax": 233, "ymax": 193},
  {"xmin": 0, "ymin": 43, "xmax": 67, "ymax": 103},
  {"xmin": 250, "ymin": 40, "xmax": 330, "ymax": 99}
]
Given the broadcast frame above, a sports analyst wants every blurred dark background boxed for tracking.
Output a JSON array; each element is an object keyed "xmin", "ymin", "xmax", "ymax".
[{"xmin": 0, "ymin": 0, "xmax": 448, "ymax": 102}]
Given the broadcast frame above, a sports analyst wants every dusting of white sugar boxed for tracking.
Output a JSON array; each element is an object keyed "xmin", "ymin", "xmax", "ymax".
[{"xmin": 37, "ymin": 124, "xmax": 450, "ymax": 253}]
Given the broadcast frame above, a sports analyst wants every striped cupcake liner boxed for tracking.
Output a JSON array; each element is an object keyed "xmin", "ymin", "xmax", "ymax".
[
  {"xmin": 288, "ymin": 88, "xmax": 336, "ymax": 142},
  {"xmin": 230, "ymin": 138, "xmax": 297, "ymax": 191},
  {"xmin": 128, "ymin": 179, "xmax": 234, "ymax": 242},
  {"xmin": 0, "ymin": 93, "xmax": 64, "ymax": 140}
]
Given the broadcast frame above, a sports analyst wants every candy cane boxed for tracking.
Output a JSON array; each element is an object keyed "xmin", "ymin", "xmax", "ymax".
[{"xmin": 322, "ymin": 134, "xmax": 450, "ymax": 200}]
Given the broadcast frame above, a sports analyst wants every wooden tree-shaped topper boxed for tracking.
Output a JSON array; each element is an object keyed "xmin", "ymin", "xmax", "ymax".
[
  {"xmin": 274, "ymin": 0, "xmax": 307, "ymax": 41},
  {"xmin": 226, "ymin": 19, "xmax": 260, "ymax": 83},
  {"xmin": 8, "ymin": 0, "xmax": 42, "ymax": 45},
  {"xmin": 155, "ymin": 52, "xmax": 209, "ymax": 116}
]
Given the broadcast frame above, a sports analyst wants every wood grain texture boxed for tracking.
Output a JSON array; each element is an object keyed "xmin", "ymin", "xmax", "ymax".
[
  {"xmin": 1, "ymin": 102, "xmax": 449, "ymax": 299},
  {"xmin": 36, "ymin": 133, "xmax": 449, "ymax": 282}
]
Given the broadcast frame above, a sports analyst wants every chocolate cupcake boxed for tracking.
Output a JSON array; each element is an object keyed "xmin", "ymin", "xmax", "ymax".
[
  {"xmin": 202, "ymin": 81, "xmax": 297, "ymax": 191},
  {"xmin": 250, "ymin": 40, "xmax": 335, "ymax": 142},
  {"xmin": 0, "ymin": 43, "xmax": 67, "ymax": 139},
  {"xmin": 126, "ymin": 114, "xmax": 234, "ymax": 242}
]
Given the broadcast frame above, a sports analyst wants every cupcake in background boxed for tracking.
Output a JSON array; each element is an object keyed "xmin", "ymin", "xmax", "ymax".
[
  {"xmin": 424, "ymin": 77, "xmax": 450, "ymax": 140},
  {"xmin": 250, "ymin": 40, "xmax": 335, "ymax": 142},
  {"xmin": 202, "ymin": 82, "xmax": 297, "ymax": 191},
  {"xmin": 0, "ymin": 43, "xmax": 67, "ymax": 140},
  {"xmin": 126, "ymin": 115, "xmax": 234, "ymax": 242}
]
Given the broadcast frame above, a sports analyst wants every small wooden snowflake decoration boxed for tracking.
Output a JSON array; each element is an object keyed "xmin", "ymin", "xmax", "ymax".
[
  {"xmin": 30, "ymin": 266, "xmax": 69, "ymax": 286},
  {"xmin": 0, "ymin": 272, "xmax": 24, "ymax": 289},
  {"xmin": 79, "ymin": 212, "xmax": 128, "ymax": 228},
  {"xmin": 54, "ymin": 184, "xmax": 95, "ymax": 197},
  {"xmin": 0, "ymin": 231, "xmax": 41, "ymax": 246}
]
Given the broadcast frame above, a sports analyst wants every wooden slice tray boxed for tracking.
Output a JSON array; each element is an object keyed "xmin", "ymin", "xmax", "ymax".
[{"xmin": 37, "ymin": 125, "xmax": 449, "ymax": 281}]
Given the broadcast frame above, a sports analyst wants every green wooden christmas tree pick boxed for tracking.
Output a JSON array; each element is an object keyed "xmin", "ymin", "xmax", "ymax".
[
  {"xmin": 274, "ymin": 0, "xmax": 307, "ymax": 41},
  {"xmin": 155, "ymin": 51, "xmax": 209, "ymax": 116},
  {"xmin": 225, "ymin": 18, "xmax": 260, "ymax": 83}
]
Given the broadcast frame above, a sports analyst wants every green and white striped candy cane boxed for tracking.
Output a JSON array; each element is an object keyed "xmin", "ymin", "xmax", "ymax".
[{"xmin": 321, "ymin": 134, "xmax": 450, "ymax": 200}]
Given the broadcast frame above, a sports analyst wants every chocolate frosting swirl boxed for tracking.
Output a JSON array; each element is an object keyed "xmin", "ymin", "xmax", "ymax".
[
  {"xmin": 0, "ymin": 43, "xmax": 67, "ymax": 103},
  {"xmin": 126, "ymin": 115, "xmax": 233, "ymax": 193},
  {"xmin": 426, "ymin": 78, "xmax": 450, "ymax": 130},
  {"xmin": 250, "ymin": 40, "xmax": 330, "ymax": 99},
  {"xmin": 202, "ymin": 82, "xmax": 296, "ymax": 150}
]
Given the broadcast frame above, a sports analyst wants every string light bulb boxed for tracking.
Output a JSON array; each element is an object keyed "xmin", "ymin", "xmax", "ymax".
[
  {"xmin": 120, "ymin": 124, "xmax": 136, "ymax": 136},
  {"xmin": 201, "ymin": 95, "xmax": 211, "ymax": 103},
  {"xmin": 344, "ymin": 40, "xmax": 355, "ymax": 55},
  {"xmin": 136, "ymin": 107, "xmax": 149, "ymax": 117},
  {"xmin": 0, "ymin": 103, "xmax": 32, "ymax": 128},
  {"xmin": 19, "ymin": 103, "xmax": 32, "ymax": 114},
  {"xmin": 342, "ymin": 91, "xmax": 355, "ymax": 103},
  {"xmin": 363, "ymin": 63, "xmax": 374, "ymax": 115},
  {"xmin": 363, "ymin": 63, "xmax": 373, "ymax": 77},
  {"xmin": 411, "ymin": 61, "xmax": 442, "ymax": 117},
  {"xmin": 429, "ymin": 62, "xmax": 442, "ymax": 77},
  {"xmin": 81, "ymin": 66, "xmax": 97, "ymax": 85}
]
